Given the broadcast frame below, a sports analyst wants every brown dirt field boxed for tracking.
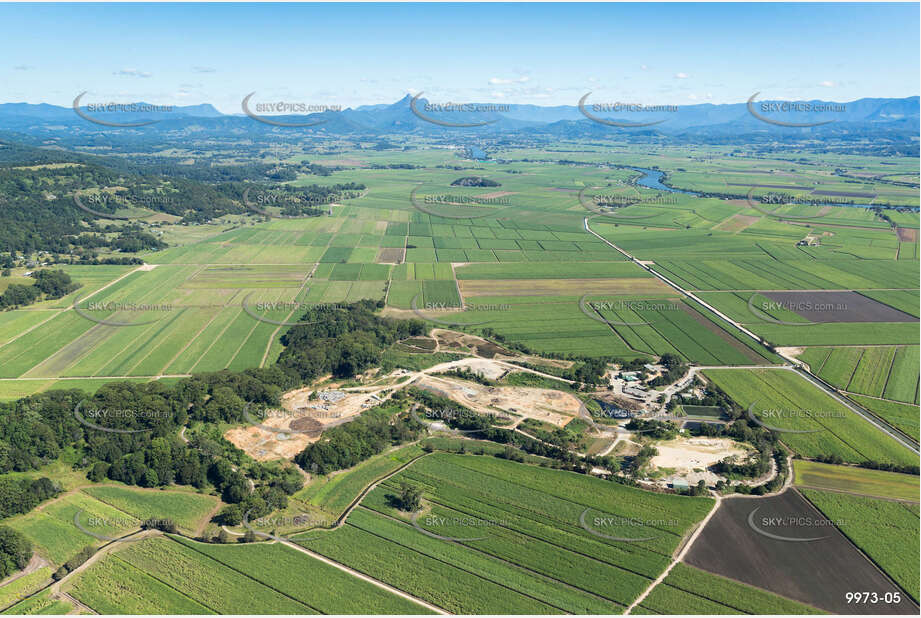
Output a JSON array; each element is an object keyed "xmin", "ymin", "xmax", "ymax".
[
  {"xmin": 417, "ymin": 374, "xmax": 580, "ymax": 427},
  {"xmin": 763, "ymin": 291, "xmax": 917, "ymax": 323},
  {"xmin": 224, "ymin": 389, "xmax": 383, "ymax": 460},
  {"xmin": 897, "ymin": 227, "xmax": 917, "ymax": 242},
  {"xmin": 431, "ymin": 329, "xmax": 515, "ymax": 358},
  {"xmin": 715, "ymin": 214, "xmax": 760, "ymax": 233},
  {"xmin": 458, "ymin": 278, "xmax": 673, "ymax": 297},
  {"xmin": 376, "ymin": 247, "xmax": 405, "ymax": 264},
  {"xmin": 685, "ymin": 489, "xmax": 918, "ymax": 614}
]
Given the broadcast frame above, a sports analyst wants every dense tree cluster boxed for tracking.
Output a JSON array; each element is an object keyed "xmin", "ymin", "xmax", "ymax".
[
  {"xmin": 0, "ymin": 526, "xmax": 33, "ymax": 579},
  {"xmin": 0, "ymin": 477, "xmax": 60, "ymax": 519},
  {"xmin": 0, "ymin": 269, "xmax": 80, "ymax": 309},
  {"xmin": 294, "ymin": 403, "xmax": 423, "ymax": 475}
]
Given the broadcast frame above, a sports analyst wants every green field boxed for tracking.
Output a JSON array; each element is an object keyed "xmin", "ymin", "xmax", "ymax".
[
  {"xmin": 295, "ymin": 453, "xmax": 713, "ymax": 614},
  {"xmin": 800, "ymin": 489, "xmax": 920, "ymax": 602},
  {"xmin": 703, "ymin": 369, "xmax": 917, "ymax": 467},
  {"xmin": 639, "ymin": 563, "xmax": 826, "ymax": 614},
  {"xmin": 793, "ymin": 460, "xmax": 920, "ymax": 501}
]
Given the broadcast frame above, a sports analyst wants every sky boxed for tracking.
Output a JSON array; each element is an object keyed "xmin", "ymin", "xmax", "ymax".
[{"xmin": 1, "ymin": 2, "xmax": 919, "ymax": 113}]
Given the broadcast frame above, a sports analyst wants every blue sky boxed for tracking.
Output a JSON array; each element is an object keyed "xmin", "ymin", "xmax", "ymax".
[{"xmin": 2, "ymin": 3, "xmax": 918, "ymax": 112}]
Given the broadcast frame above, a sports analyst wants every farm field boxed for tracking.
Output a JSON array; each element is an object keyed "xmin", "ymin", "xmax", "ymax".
[
  {"xmin": 793, "ymin": 460, "xmax": 921, "ymax": 501},
  {"xmin": 638, "ymin": 562, "xmax": 825, "ymax": 614},
  {"xmin": 684, "ymin": 489, "xmax": 918, "ymax": 614},
  {"xmin": 797, "ymin": 345, "xmax": 919, "ymax": 404},
  {"xmin": 295, "ymin": 453, "xmax": 713, "ymax": 614},
  {"xmin": 703, "ymin": 368, "xmax": 917, "ymax": 467},
  {"xmin": 847, "ymin": 394, "xmax": 920, "ymax": 441},
  {"xmin": 800, "ymin": 489, "xmax": 919, "ymax": 603}
]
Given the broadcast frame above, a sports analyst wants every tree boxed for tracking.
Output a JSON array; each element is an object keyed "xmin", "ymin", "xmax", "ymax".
[
  {"xmin": 398, "ymin": 482, "xmax": 422, "ymax": 512},
  {"xmin": 0, "ymin": 526, "xmax": 33, "ymax": 579},
  {"xmin": 241, "ymin": 529, "xmax": 257, "ymax": 543}
]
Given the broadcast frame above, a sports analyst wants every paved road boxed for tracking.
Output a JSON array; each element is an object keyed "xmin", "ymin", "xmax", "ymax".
[{"xmin": 584, "ymin": 217, "xmax": 919, "ymax": 455}]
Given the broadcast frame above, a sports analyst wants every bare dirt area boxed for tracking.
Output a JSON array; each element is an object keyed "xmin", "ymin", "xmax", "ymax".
[
  {"xmin": 416, "ymin": 374, "xmax": 580, "ymax": 428},
  {"xmin": 650, "ymin": 436, "xmax": 754, "ymax": 486},
  {"xmin": 431, "ymin": 329, "xmax": 515, "ymax": 358},
  {"xmin": 715, "ymin": 213, "xmax": 760, "ymax": 233},
  {"xmin": 685, "ymin": 489, "xmax": 919, "ymax": 614},
  {"xmin": 458, "ymin": 278, "xmax": 673, "ymax": 297},
  {"xmin": 897, "ymin": 227, "xmax": 917, "ymax": 242},
  {"xmin": 224, "ymin": 388, "xmax": 385, "ymax": 460},
  {"xmin": 376, "ymin": 247, "xmax": 405, "ymax": 263},
  {"xmin": 763, "ymin": 290, "xmax": 917, "ymax": 323}
]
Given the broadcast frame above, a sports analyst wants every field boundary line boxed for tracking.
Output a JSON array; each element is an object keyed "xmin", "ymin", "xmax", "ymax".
[
  {"xmin": 347, "ymin": 508, "xmax": 593, "ymax": 613},
  {"xmin": 794, "ymin": 483, "xmax": 920, "ymax": 504},
  {"xmin": 795, "ymin": 488, "xmax": 921, "ymax": 609},
  {"xmin": 625, "ymin": 496, "xmax": 722, "ymax": 614},
  {"xmin": 279, "ymin": 538, "xmax": 450, "ymax": 615},
  {"xmin": 0, "ymin": 308, "xmax": 66, "ymax": 353},
  {"xmin": 164, "ymin": 535, "xmax": 324, "ymax": 614},
  {"xmin": 260, "ymin": 262, "xmax": 318, "ymax": 367}
]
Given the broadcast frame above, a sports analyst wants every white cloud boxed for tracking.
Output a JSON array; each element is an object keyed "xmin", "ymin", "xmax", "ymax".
[
  {"xmin": 13, "ymin": 65, "xmax": 32, "ymax": 71},
  {"xmin": 489, "ymin": 76, "xmax": 530, "ymax": 85},
  {"xmin": 819, "ymin": 80, "xmax": 835, "ymax": 87},
  {"xmin": 114, "ymin": 68, "xmax": 152, "ymax": 78},
  {"xmin": 193, "ymin": 66, "xmax": 217, "ymax": 73},
  {"xmin": 640, "ymin": 65, "xmax": 648, "ymax": 71},
  {"xmin": 675, "ymin": 72, "xmax": 689, "ymax": 79}
]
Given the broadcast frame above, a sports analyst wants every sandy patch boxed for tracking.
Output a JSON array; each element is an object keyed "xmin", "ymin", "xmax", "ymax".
[
  {"xmin": 416, "ymin": 374, "xmax": 580, "ymax": 427},
  {"xmin": 224, "ymin": 389, "xmax": 385, "ymax": 461},
  {"xmin": 650, "ymin": 436, "xmax": 754, "ymax": 487}
]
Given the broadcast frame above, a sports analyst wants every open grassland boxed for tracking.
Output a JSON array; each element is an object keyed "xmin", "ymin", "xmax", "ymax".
[
  {"xmin": 703, "ymin": 369, "xmax": 917, "ymax": 467},
  {"xmin": 801, "ymin": 489, "xmax": 920, "ymax": 602},
  {"xmin": 793, "ymin": 460, "xmax": 920, "ymax": 501},
  {"xmin": 296, "ymin": 453, "xmax": 712, "ymax": 614},
  {"xmin": 80, "ymin": 485, "xmax": 218, "ymax": 534},
  {"xmin": 6, "ymin": 491, "xmax": 140, "ymax": 565},
  {"xmin": 638, "ymin": 562, "xmax": 825, "ymax": 614}
]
